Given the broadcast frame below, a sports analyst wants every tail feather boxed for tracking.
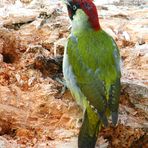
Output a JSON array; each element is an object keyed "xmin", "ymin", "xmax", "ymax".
[
  {"xmin": 78, "ymin": 109, "xmax": 100, "ymax": 148},
  {"xmin": 98, "ymin": 112, "xmax": 108, "ymax": 127},
  {"xmin": 111, "ymin": 111, "xmax": 118, "ymax": 125}
]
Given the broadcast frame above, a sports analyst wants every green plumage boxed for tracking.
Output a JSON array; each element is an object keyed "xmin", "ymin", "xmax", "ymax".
[
  {"xmin": 63, "ymin": 6, "xmax": 121, "ymax": 148},
  {"xmin": 67, "ymin": 29, "xmax": 120, "ymax": 112}
]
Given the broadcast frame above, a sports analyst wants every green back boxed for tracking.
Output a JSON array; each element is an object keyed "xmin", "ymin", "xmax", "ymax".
[
  {"xmin": 68, "ymin": 30, "xmax": 120, "ymax": 94},
  {"xmin": 67, "ymin": 29, "xmax": 121, "ymax": 124}
]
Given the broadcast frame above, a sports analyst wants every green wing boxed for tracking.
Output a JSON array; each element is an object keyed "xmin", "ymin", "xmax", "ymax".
[{"xmin": 67, "ymin": 29, "xmax": 121, "ymax": 125}]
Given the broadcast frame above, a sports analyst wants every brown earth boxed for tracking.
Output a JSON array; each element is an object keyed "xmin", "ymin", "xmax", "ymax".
[{"xmin": 0, "ymin": 0, "xmax": 147, "ymax": 147}]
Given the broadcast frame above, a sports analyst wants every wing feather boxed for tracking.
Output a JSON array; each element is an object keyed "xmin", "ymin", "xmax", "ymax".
[{"xmin": 66, "ymin": 30, "xmax": 121, "ymax": 126}]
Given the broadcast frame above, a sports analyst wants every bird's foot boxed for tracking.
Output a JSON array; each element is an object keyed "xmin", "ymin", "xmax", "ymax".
[{"xmin": 55, "ymin": 77, "xmax": 67, "ymax": 97}]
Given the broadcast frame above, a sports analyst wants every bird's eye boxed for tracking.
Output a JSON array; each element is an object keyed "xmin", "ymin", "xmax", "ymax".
[{"xmin": 73, "ymin": 5, "xmax": 77, "ymax": 10}]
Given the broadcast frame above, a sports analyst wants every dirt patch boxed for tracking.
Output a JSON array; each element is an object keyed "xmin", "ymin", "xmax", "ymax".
[{"xmin": 0, "ymin": 0, "xmax": 147, "ymax": 147}]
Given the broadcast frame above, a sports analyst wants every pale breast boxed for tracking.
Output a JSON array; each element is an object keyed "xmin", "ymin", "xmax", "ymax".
[{"xmin": 63, "ymin": 49, "xmax": 86, "ymax": 109}]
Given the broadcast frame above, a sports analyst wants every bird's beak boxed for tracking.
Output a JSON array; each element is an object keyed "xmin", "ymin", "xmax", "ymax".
[{"xmin": 62, "ymin": 0, "xmax": 70, "ymax": 6}]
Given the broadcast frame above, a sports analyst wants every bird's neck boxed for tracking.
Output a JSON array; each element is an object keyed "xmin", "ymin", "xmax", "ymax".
[{"xmin": 71, "ymin": 9, "xmax": 101, "ymax": 33}]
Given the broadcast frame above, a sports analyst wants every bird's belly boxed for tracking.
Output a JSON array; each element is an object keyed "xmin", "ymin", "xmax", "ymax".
[{"xmin": 63, "ymin": 52, "xmax": 86, "ymax": 109}]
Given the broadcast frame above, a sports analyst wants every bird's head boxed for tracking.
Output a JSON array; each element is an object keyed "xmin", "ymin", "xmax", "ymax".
[{"xmin": 65, "ymin": 0, "xmax": 101, "ymax": 31}]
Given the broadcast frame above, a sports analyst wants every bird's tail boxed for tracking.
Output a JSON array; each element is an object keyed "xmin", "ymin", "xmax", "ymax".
[{"xmin": 78, "ymin": 106, "xmax": 101, "ymax": 148}]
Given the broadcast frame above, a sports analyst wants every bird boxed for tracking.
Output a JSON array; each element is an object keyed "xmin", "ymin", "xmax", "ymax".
[{"xmin": 63, "ymin": 0, "xmax": 121, "ymax": 147}]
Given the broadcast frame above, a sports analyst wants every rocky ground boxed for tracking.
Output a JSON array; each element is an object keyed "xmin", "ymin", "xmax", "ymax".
[{"xmin": 0, "ymin": 0, "xmax": 148, "ymax": 147}]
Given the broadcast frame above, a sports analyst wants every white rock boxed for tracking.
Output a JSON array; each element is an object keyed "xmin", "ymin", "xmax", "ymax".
[
  {"xmin": 0, "ymin": 54, "xmax": 3, "ymax": 63},
  {"xmin": 122, "ymin": 31, "xmax": 131, "ymax": 41}
]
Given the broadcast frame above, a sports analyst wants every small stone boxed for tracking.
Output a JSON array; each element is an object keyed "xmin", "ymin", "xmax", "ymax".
[{"xmin": 0, "ymin": 54, "xmax": 3, "ymax": 62}]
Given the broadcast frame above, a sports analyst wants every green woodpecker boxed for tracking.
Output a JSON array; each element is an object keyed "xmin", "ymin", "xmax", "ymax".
[{"xmin": 63, "ymin": 0, "xmax": 121, "ymax": 147}]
